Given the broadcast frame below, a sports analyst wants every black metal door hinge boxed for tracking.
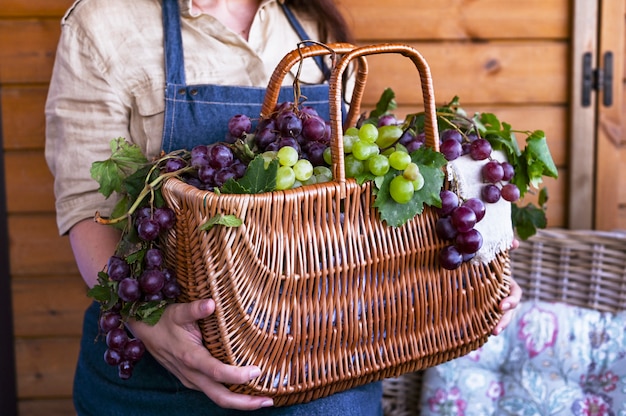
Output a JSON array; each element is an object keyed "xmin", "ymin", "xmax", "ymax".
[{"xmin": 582, "ymin": 51, "xmax": 613, "ymax": 107}]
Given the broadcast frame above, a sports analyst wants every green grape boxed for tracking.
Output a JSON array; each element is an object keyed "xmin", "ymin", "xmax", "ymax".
[
  {"xmin": 293, "ymin": 159, "xmax": 313, "ymax": 181},
  {"xmin": 412, "ymin": 172, "xmax": 425, "ymax": 191},
  {"xmin": 352, "ymin": 140, "xmax": 379, "ymax": 161},
  {"xmin": 388, "ymin": 150, "xmax": 411, "ymax": 171},
  {"xmin": 313, "ymin": 166, "xmax": 332, "ymax": 183},
  {"xmin": 277, "ymin": 146, "xmax": 299, "ymax": 167},
  {"xmin": 262, "ymin": 151, "xmax": 277, "ymax": 168},
  {"xmin": 375, "ymin": 125, "xmax": 403, "ymax": 149},
  {"xmin": 389, "ymin": 175, "xmax": 414, "ymax": 204},
  {"xmin": 342, "ymin": 133, "xmax": 358, "ymax": 154},
  {"xmin": 344, "ymin": 126, "xmax": 359, "ymax": 136},
  {"xmin": 302, "ymin": 175, "xmax": 318, "ymax": 186},
  {"xmin": 276, "ymin": 166, "xmax": 296, "ymax": 190},
  {"xmin": 367, "ymin": 154, "xmax": 390, "ymax": 176},
  {"xmin": 323, "ymin": 147, "xmax": 333, "ymax": 165},
  {"xmin": 402, "ymin": 162, "xmax": 420, "ymax": 181},
  {"xmin": 344, "ymin": 154, "xmax": 366, "ymax": 178},
  {"xmin": 358, "ymin": 123, "xmax": 379, "ymax": 144}
]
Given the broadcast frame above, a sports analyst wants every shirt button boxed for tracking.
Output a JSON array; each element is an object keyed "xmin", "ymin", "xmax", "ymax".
[
  {"xmin": 190, "ymin": 89, "xmax": 198, "ymax": 96},
  {"xmin": 178, "ymin": 88, "xmax": 186, "ymax": 95}
]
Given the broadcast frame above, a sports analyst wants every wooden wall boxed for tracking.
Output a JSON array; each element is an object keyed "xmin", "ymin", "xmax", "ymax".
[{"xmin": 2, "ymin": 0, "xmax": 573, "ymax": 414}]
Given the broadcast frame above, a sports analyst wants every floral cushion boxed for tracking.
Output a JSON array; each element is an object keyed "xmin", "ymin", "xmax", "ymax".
[{"xmin": 420, "ymin": 301, "xmax": 626, "ymax": 416}]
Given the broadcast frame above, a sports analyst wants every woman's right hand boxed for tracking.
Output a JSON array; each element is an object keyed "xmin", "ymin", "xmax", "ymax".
[
  {"xmin": 126, "ymin": 299, "xmax": 274, "ymax": 411},
  {"xmin": 69, "ymin": 219, "xmax": 273, "ymax": 411}
]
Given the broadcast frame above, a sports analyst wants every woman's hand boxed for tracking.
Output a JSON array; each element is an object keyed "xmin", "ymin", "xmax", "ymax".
[
  {"xmin": 127, "ymin": 299, "xmax": 274, "ymax": 411},
  {"xmin": 492, "ymin": 238, "xmax": 522, "ymax": 335}
]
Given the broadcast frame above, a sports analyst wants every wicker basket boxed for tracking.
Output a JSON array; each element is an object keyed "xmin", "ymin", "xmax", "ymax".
[
  {"xmin": 161, "ymin": 43, "xmax": 512, "ymax": 407},
  {"xmin": 381, "ymin": 227, "xmax": 626, "ymax": 416}
]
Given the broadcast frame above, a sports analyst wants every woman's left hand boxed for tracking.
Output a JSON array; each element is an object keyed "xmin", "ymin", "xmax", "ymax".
[{"xmin": 492, "ymin": 238, "xmax": 522, "ymax": 335}]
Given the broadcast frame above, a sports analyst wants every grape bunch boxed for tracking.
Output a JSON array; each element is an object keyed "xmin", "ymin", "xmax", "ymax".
[
  {"xmin": 434, "ymin": 128, "xmax": 521, "ymax": 269},
  {"xmin": 342, "ymin": 121, "xmax": 426, "ymax": 204},
  {"xmin": 97, "ymin": 205, "xmax": 181, "ymax": 379}
]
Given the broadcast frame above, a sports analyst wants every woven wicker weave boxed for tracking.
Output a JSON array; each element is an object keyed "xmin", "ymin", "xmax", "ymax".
[
  {"xmin": 381, "ymin": 227, "xmax": 626, "ymax": 415},
  {"xmin": 161, "ymin": 43, "xmax": 512, "ymax": 407}
]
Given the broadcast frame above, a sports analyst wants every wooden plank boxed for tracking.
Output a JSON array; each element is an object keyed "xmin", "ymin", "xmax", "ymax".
[
  {"xmin": 18, "ymin": 399, "xmax": 75, "ymax": 416},
  {"xmin": 12, "ymin": 276, "xmax": 89, "ymax": 338},
  {"xmin": 8, "ymin": 214, "xmax": 77, "ymax": 276},
  {"xmin": 1, "ymin": 1, "xmax": 72, "ymax": 17},
  {"xmin": 341, "ymin": 0, "xmax": 570, "ymax": 41},
  {"xmin": 0, "ymin": 19, "xmax": 61, "ymax": 84},
  {"xmin": 1, "ymin": 86, "xmax": 48, "ymax": 150},
  {"xmin": 5, "ymin": 151, "xmax": 55, "ymax": 214},
  {"xmin": 15, "ymin": 337, "xmax": 79, "ymax": 398},
  {"xmin": 594, "ymin": 0, "xmax": 626, "ymax": 230},
  {"xmin": 359, "ymin": 42, "xmax": 568, "ymax": 106}
]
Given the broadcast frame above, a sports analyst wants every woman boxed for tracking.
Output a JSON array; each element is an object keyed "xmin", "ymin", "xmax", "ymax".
[{"xmin": 45, "ymin": 0, "xmax": 522, "ymax": 414}]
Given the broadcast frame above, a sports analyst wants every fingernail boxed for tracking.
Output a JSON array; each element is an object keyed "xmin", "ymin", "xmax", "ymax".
[
  {"xmin": 249, "ymin": 366, "xmax": 261, "ymax": 379},
  {"xmin": 261, "ymin": 399, "xmax": 274, "ymax": 408}
]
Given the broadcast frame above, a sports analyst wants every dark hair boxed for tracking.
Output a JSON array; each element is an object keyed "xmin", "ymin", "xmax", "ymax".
[{"xmin": 286, "ymin": 0, "xmax": 355, "ymax": 44}]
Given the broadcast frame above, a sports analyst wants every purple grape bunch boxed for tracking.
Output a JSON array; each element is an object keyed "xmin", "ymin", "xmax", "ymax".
[
  {"xmin": 435, "ymin": 190, "xmax": 486, "ymax": 270},
  {"xmin": 100, "ymin": 205, "xmax": 181, "ymax": 379}
]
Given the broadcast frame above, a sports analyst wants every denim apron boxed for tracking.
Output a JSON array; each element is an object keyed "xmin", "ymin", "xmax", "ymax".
[{"xmin": 73, "ymin": 1, "xmax": 382, "ymax": 415}]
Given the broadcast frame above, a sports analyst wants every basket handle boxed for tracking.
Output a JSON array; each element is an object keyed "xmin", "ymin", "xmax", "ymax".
[
  {"xmin": 327, "ymin": 43, "xmax": 440, "ymax": 197},
  {"xmin": 260, "ymin": 42, "xmax": 368, "ymax": 130}
]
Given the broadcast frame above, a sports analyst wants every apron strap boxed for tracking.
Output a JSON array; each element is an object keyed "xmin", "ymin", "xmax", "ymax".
[
  {"xmin": 162, "ymin": 0, "xmax": 186, "ymax": 85},
  {"xmin": 280, "ymin": 3, "xmax": 332, "ymax": 79}
]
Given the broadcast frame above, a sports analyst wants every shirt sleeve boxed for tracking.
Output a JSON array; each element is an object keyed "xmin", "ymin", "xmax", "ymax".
[{"xmin": 45, "ymin": 19, "xmax": 130, "ymax": 235}]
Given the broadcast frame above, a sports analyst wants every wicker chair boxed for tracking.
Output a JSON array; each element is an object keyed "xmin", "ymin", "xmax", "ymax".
[{"xmin": 381, "ymin": 227, "xmax": 626, "ymax": 415}]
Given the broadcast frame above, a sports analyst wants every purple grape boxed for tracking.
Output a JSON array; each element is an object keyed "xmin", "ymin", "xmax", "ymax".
[
  {"xmin": 302, "ymin": 115, "xmax": 327, "ymax": 141},
  {"xmin": 300, "ymin": 106, "xmax": 319, "ymax": 117},
  {"xmin": 455, "ymin": 229, "xmax": 483, "ymax": 254},
  {"xmin": 404, "ymin": 138, "xmax": 424, "ymax": 153},
  {"xmin": 276, "ymin": 111, "xmax": 303, "ymax": 138},
  {"xmin": 107, "ymin": 256, "xmax": 130, "ymax": 282},
  {"xmin": 207, "ymin": 144, "xmax": 234, "ymax": 169},
  {"xmin": 232, "ymin": 160, "xmax": 247, "ymax": 178},
  {"xmin": 377, "ymin": 114, "xmax": 398, "ymax": 127},
  {"xmin": 144, "ymin": 292, "xmax": 164, "ymax": 302},
  {"xmin": 439, "ymin": 245, "xmax": 463, "ymax": 270},
  {"xmin": 435, "ymin": 217, "xmax": 458, "ymax": 240},
  {"xmin": 144, "ymin": 248, "xmax": 163, "ymax": 269},
  {"xmin": 106, "ymin": 327, "xmax": 129, "ymax": 351},
  {"xmin": 162, "ymin": 268, "xmax": 176, "ymax": 282},
  {"xmin": 450, "ymin": 206, "xmax": 477, "ymax": 233},
  {"xmin": 440, "ymin": 129, "xmax": 463, "ymax": 144},
  {"xmin": 501, "ymin": 183, "xmax": 521, "ymax": 202},
  {"xmin": 190, "ymin": 144, "xmax": 209, "ymax": 159},
  {"xmin": 255, "ymin": 127, "xmax": 278, "ymax": 150},
  {"xmin": 162, "ymin": 280, "xmax": 181, "ymax": 299},
  {"xmin": 139, "ymin": 269, "xmax": 165, "ymax": 295},
  {"xmin": 469, "ymin": 139, "xmax": 492, "ymax": 160},
  {"xmin": 439, "ymin": 190, "xmax": 459, "ymax": 216},
  {"xmin": 501, "ymin": 162, "xmax": 515, "ymax": 181},
  {"xmin": 118, "ymin": 278, "xmax": 141, "ymax": 302},
  {"xmin": 104, "ymin": 348, "xmax": 123, "ymax": 366},
  {"xmin": 462, "ymin": 198, "xmax": 486, "ymax": 222},
  {"xmin": 278, "ymin": 137, "xmax": 301, "ymax": 153},
  {"xmin": 228, "ymin": 114, "xmax": 252, "ymax": 138},
  {"xmin": 481, "ymin": 184, "xmax": 501, "ymax": 203},
  {"xmin": 304, "ymin": 141, "xmax": 327, "ymax": 166},
  {"xmin": 440, "ymin": 138, "xmax": 463, "ymax": 161},
  {"xmin": 137, "ymin": 218, "xmax": 160, "ymax": 241},
  {"xmin": 164, "ymin": 157, "xmax": 187, "ymax": 173},
  {"xmin": 99, "ymin": 311, "xmax": 122, "ymax": 333},
  {"xmin": 134, "ymin": 206, "xmax": 152, "ymax": 223},
  {"xmin": 190, "ymin": 153, "xmax": 209, "ymax": 169},
  {"xmin": 399, "ymin": 130, "xmax": 416, "ymax": 146},
  {"xmin": 123, "ymin": 338, "xmax": 146, "ymax": 362},
  {"xmin": 153, "ymin": 207, "xmax": 176, "ymax": 231},
  {"xmin": 481, "ymin": 160, "xmax": 504, "ymax": 183},
  {"xmin": 118, "ymin": 361, "xmax": 134, "ymax": 380},
  {"xmin": 198, "ymin": 164, "xmax": 217, "ymax": 185},
  {"xmin": 214, "ymin": 167, "xmax": 237, "ymax": 187}
]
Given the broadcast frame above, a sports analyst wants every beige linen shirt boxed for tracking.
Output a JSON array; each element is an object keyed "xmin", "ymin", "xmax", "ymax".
[{"xmin": 45, "ymin": 0, "xmax": 328, "ymax": 235}]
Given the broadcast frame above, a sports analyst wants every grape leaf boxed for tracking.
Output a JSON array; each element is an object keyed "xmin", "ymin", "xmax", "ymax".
[
  {"xmin": 221, "ymin": 156, "xmax": 277, "ymax": 194},
  {"xmin": 200, "ymin": 214, "xmax": 244, "ymax": 231},
  {"xmin": 511, "ymin": 203, "xmax": 548, "ymax": 240},
  {"xmin": 90, "ymin": 138, "xmax": 149, "ymax": 198},
  {"xmin": 523, "ymin": 130, "xmax": 559, "ymax": 187},
  {"xmin": 374, "ymin": 147, "xmax": 446, "ymax": 226}
]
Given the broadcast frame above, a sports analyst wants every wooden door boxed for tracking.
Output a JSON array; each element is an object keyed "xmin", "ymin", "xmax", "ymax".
[{"xmin": 569, "ymin": 0, "xmax": 626, "ymax": 229}]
